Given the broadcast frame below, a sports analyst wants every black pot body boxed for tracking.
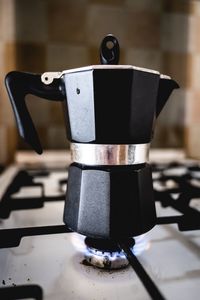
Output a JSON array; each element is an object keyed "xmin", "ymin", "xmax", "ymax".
[
  {"xmin": 63, "ymin": 68, "xmax": 160, "ymax": 144},
  {"xmin": 64, "ymin": 163, "xmax": 156, "ymax": 239}
]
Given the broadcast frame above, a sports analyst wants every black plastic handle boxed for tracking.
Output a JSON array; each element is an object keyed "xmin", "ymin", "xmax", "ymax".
[
  {"xmin": 5, "ymin": 71, "xmax": 65, "ymax": 154},
  {"xmin": 100, "ymin": 34, "xmax": 120, "ymax": 65}
]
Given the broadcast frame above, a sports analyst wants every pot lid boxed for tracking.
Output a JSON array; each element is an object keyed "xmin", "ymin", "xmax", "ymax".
[{"xmin": 41, "ymin": 34, "xmax": 170, "ymax": 85}]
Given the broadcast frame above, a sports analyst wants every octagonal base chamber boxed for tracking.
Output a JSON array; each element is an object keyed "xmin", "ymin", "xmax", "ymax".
[{"xmin": 63, "ymin": 163, "xmax": 156, "ymax": 239}]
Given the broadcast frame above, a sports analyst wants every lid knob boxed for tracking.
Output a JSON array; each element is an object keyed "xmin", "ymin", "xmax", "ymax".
[{"xmin": 100, "ymin": 34, "xmax": 120, "ymax": 65}]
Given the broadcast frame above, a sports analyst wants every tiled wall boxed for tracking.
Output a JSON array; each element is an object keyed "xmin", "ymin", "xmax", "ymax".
[
  {"xmin": 15, "ymin": 0, "xmax": 165, "ymax": 152},
  {"xmin": 0, "ymin": 0, "xmax": 17, "ymax": 164},
  {"xmin": 152, "ymin": 0, "xmax": 190, "ymax": 148},
  {"xmin": 181, "ymin": 1, "xmax": 200, "ymax": 158},
  {"xmin": 0, "ymin": 0, "xmax": 199, "ymax": 163}
]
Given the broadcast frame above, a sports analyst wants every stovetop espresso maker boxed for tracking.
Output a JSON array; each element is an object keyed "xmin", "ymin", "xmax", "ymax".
[{"xmin": 5, "ymin": 35, "xmax": 179, "ymax": 239}]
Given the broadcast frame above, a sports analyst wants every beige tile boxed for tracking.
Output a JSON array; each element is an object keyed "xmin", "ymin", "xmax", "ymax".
[
  {"xmin": 89, "ymin": 46, "xmax": 100, "ymax": 65},
  {"xmin": 27, "ymin": 96, "xmax": 65, "ymax": 127},
  {"xmin": 162, "ymin": 52, "xmax": 192, "ymax": 88},
  {"xmin": 185, "ymin": 125, "xmax": 200, "ymax": 159},
  {"xmin": 47, "ymin": 126, "xmax": 68, "ymax": 149},
  {"xmin": 0, "ymin": 85, "xmax": 16, "ymax": 126},
  {"xmin": 14, "ymin": 0, "xmax": 47, "ymax": 42},
  {"xmin": 18, "ymin": 125, "xmax": 59, "ymax": 151},
  {"xmin": 6, "ymin": 126, "xmax": 17, "ymax": 163},
  {"xmin": 163, "ymin": 0, "xmax": 192, "ymax": 14},
  {"xmin": 5, "ymin": 42, "xmax": 46, "ymax": 73},
  {"xmin": 124, "ymin": 11, "xmax": 161, "ymax": 48},
  {"xmin": 187, "ymin": 16, "xmax": 196, "ymax": 53},
  {"xmin": 190, "ymin": 54, "xmax": 200, "ymax": 89},
  {"xmin": 153, "ymin": 86, "xmax": 187, "ymax": 148},
  {"xmin": 156, "ymin": 87, "xmax": 186, "ymax": 126},
  {"xmin": 47, "ymin": 0, "xmax": 87, "ymax": 43},
  {"xmin": 125, "ymin": 48, "xmax": 162, "ymax": 71},
  {"xmin": 0, "ymin": 125, "xmax": 7, "ymax": 163},
  {"xmin": 4, "ymin": 42, "xmax": 17, "ymax": 72},
  {"xmin": 37, "ymin": 126, "xmax": 48, "ymax": 151},
  {"xmin": 0, "ymin": 42, "xmax": 5, "ymax": 71},
  {"xmin": 161, "ymin": 13, "xmax": 192, "ymax": 53},
  {"xmin": 26, "ymin": 95, "xmax": 52, "ymax": 126},
  {"xmin": 0, "ymin": 0, "xmax": 15, "ymax": 41},
  {"xmin": 0, "ymin": 0, "xmax": 3, "ymax": 40},
  {"xmin": 0, "ymin": 125, "xmax": 17, "ymax": 164},
  {"xmin": 192, "ymin": 1, "xmax": 200, "ymax": 16},
  {"xmin": 16, "ymin": 42, "xmax": 46, "ymax": 72},
  {"xmin": 49, "ymin": 102, "xmax": 65, "ymax": 126},
  {"xmin": 118, "ymin": 48, "xmax": 126, "ymax": 64},
  {"xmin": 26, "ymin": 98, "xmax": 65, "ymax": 148},
  {"xmin": 5, "ymin": 42, "xmax": 46, "ymax": 72},
  {"xmin": 125, "ymin": 0, "xmax": 163, "ymax": 12},
  {"xmin": 152, "ymin": 125, "xmax": 184, "ymax": 148},
  {"xmin": 47, "ymin": 44, "xmax": 90, "ymax": 71},
  {"xmin": 185, "ymin": 90, "xmax": 200, "ymax": 124},
  {"xmin": 189, "ymin": 16, "xmax": 200, "ymax": 52},
  {"xmin": 87, "ymin": 5, "xmax": 161, "ymax": 48},
  {"xmin": 0, "ymin": 84, "xmax": 5, "ymax": 119},
  {"xmin": 86, "ymin": 5, "xmax": 128, "ymax": 47},
  {"xmin": 89, "ymin": 0, "xmax": 125, "ymax": 5}
]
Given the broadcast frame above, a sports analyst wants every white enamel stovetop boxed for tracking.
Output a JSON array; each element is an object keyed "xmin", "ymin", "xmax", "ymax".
[{"xmin": 0, "ymin": 150, "xmax": 200, "ymax": 300}]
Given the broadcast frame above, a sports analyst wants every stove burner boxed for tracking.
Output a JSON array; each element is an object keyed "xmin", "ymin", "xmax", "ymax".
[{"xmin": 84, "ymin": 238, "xmax": 135, "ymax": 270}]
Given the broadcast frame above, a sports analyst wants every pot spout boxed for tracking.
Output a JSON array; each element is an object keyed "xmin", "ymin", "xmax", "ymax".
[{"xmin": 156, "ymin": 77, "xmax": 179, "ymax": 117}]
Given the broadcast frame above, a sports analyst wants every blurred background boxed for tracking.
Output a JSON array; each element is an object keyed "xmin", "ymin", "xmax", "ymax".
[{"xmin": 0, "ymin": 0, "xmax": 199, "ymax": 164}]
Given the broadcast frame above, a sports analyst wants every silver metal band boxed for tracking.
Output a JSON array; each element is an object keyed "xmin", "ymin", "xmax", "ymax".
[{"xmin": 71, "ymin": 143, "xmax": 150, "ymax": 166}]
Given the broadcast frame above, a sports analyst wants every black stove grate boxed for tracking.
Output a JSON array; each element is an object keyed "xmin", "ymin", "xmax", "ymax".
[
  {"xmin": 0, "ymin": 162, "xmax": 200, "ymax": 300},
  {"xmin": 0, "ymin": 284, "xmax": 43, "ymax": 300},
  {"xmin": 119, "ymin": 239, "xmax": 165, "ymax": 300},
  {"xmin": 152, "ymin": 162, "xmax": 200, "ymax": 231},
  {"xmin": 0, "ymin": 169, "xmax": 66, "ymax": 219}
]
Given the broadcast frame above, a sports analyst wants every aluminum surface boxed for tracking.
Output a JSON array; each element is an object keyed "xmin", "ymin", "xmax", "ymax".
[{"xmin": 71, "ymin": 143, "xmax": 150, "ymax": 165}]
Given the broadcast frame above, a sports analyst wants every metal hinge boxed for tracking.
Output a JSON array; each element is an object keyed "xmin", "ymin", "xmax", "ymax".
[{"xmin": 41, "ymin": 72, "xmax": 63, "ymax": 85}]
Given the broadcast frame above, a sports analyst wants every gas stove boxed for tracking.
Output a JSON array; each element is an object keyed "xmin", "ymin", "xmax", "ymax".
[{"xmin": 0, "ymin": 151, "xmax": 200, "ymax": 300}]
